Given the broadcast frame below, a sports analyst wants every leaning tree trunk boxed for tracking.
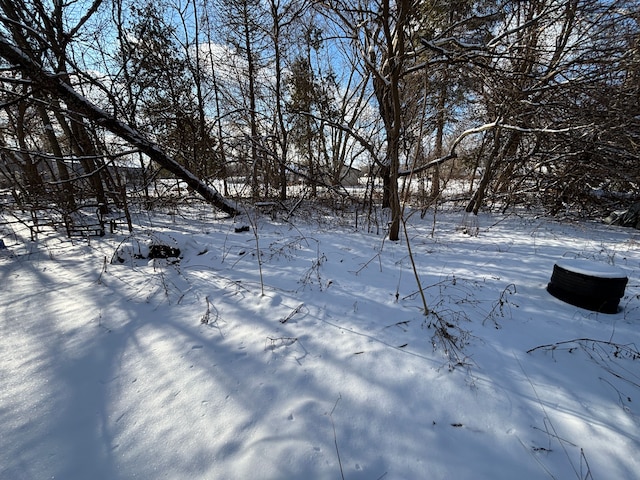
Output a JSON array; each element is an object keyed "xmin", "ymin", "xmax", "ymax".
[{"xmin": 0, "ymin": 37, "xmax": 240, "ymax": 216}]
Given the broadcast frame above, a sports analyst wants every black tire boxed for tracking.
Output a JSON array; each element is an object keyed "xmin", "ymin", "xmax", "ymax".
[
  {"xmin": 550, "ymin": 264, "xmax": 627, "ymax": 298},
  {"xmin": 547, "ymin": 283, "xmax": 622, "ymax": 314},
  {"xmin": 547, "ymin": 262, "xmax": 628, "ymax": 314}
]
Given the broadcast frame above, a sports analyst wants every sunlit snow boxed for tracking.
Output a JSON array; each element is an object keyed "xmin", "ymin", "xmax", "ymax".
[{"xmin": 1, "ymin": 206, "xmax": 638, "ymax": 479}]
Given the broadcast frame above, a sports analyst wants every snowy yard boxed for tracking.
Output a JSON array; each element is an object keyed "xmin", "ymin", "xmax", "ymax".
[{"xmin": 1, "ymin": 207, "xmax": 638, "ymax": 479}]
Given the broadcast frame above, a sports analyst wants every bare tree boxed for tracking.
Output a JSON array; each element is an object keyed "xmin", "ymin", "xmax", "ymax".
[
  {"xmin": 213, "ymin": 0, "xmax": 266, "ymax": 199},
  {"xmin": 0, "ymin": 0, "xmax": 239, "ymax": 216},
  {"xmin": 463, "ymin": 0, "xmax": 639, "ymax": 215},
  {"xmin": 319, "ymin": 0, "xmax": 416, "ymax": 240},
  {"xmin": 263, "ymin": 0, "xmax": 310, "ymax": 200}
]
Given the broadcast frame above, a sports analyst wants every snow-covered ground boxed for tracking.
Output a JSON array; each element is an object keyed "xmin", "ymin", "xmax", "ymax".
[{"xmin": 1, "ymin": 205, "xmax": 638, "ymax": 479}]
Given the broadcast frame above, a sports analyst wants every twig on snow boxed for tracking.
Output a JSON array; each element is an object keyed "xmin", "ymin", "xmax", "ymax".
[{"xmin": 328, "ymin": 394, "xmax": 345, "ymax": 480}]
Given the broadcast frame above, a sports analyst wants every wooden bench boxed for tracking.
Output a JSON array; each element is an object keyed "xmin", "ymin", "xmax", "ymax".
[{"xmin": 64, "ymin": 209, "xmax": 105, "ymax": 238}]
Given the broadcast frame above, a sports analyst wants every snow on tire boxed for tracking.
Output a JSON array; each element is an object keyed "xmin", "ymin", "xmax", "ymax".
[{"xmin": 547, "ymin": 259, "xmax": 628, "ymax": 314}]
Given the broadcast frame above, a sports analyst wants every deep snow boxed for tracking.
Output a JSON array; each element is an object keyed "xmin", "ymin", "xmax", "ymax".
[{"xmin": 1, "ymin": 205, "xmax": 638, "ymax": 479}]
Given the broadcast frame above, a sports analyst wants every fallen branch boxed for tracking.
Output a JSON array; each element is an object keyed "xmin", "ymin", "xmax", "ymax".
[
  {"xmin": 0, "ymin": 37, "xmax": 239, "ymax": 216},
  {"xmin": 328, "ymin": 394, "xmax": 345, "ymax": 480},
  {"xmin": 280, "ymin": 303, "xmax": 305, "ymax": 324},
  {"xmin": 526, "ymin": 338, "xmax": 640, "ymax": 360}
]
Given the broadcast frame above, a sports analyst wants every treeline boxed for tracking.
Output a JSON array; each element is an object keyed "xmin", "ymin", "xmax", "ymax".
[{"xmin": 0, "ymin": 0, "xmax": 637, "ymax": 238}]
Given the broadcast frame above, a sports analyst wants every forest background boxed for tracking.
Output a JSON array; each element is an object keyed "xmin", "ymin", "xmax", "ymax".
[{"xmin": 0, "ymin": 0, "xmax": 638, "ymax": 237}]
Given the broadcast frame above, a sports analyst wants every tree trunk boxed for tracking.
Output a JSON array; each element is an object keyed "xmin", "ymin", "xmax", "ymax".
[
  {"xmin": 269, "ymin": 0, "xmax": 288, "ymax": 201},
  {"xmin": 36, "ymin": 102, "xmax": 76, "ymax": 211},
  {"xmin": 381, "ymin": 0, "xmax": 409, "ymax": 241},
  {"xmin": 431, "ymin": 83, "xmax": 446, "ymax": 200},
  {"xmin": 241, "ymin": 1, "xmax": 260, "ymax": 201}
]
